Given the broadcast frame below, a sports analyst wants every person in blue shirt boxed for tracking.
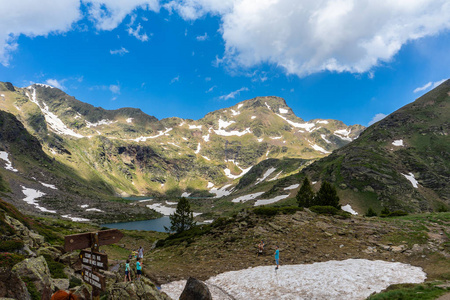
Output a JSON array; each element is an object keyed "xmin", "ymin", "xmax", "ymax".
[
  {"xmin": 274, "ymin": 245, "xmax": 280, "ymax": 270},
  {"xmin": 136, "ymin": 257, "xmax": 142, "ymax": 281},
  {"xmin": 124, "ymin": 259, "xmax": 131, "ymax": 282}
]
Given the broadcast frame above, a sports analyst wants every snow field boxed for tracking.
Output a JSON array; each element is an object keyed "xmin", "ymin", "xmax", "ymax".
[
  {"xmin": 21, "ymin": 186, "xmax": 56, "ymax": 213},
  {"xmin": 161, "ymin": 259, "xmax": 426, "ymax": 300},
  {"xmin": 254, "ymin": 194, "xmax": 290, "ymax": 206},
  {"xmin": 231, "ymin": 192, "xmax": 265, "ymax": 203},
  {"xmin": 0, "ymin": 151, "xmax": 18, "ymax": 172},
  {"xmin": 392, "ymin": 139, "xmax": 404, "ymax": 146},
  {"xmin": 341, "ymin": 204, "xmax": 358, "ymax": 215},
  {"xmin": 402, "ymin": 172, "xmax": 419, "ymax": 188}
]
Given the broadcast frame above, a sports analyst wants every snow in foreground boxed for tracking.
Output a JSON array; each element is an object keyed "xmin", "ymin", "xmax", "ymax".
[{"xmin": 161, "ymin": 259, "xmax": 426, "ymax": 300}]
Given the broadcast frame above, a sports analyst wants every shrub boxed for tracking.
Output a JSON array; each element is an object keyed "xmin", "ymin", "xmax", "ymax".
[
  {"xmin": 365, "ymin": 207, "xmax": 377, "ymax": 217},
  {"xmin": 22, "ymin": 276, "xmax": 40, "ymax": 300},
  {"xmin": 43, "ymin": 254, "xmax": 67, "ymax": 279},
  {"xmin": 310, "ymin": 205, "xmax": 339, "ymax": 215},
  {"xmin": 69, "ymin": 276, "xmax": 82, "ymax": 288},
  {"xmin": 0, "ymin": 239, "xmax": 24, "ymax": 252},
  {"xmin": 380, "ymin": 207, "xmax": 391, "ymax": 217},
  {"xmin": 254, "ymin": 207, "xmax": 279, "ymax": 216},
  {"xmin": 388, "ymin": 210, "xmax": 408, "ymax": 217},
  {"xmin": 0, "ymin": 252, "xmax": 24, "ymax": 271}
]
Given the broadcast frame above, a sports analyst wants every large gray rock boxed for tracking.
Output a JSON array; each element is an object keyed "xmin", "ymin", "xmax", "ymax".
[
  {"xmin": 12, "ymin": 256, "xmax": 55, "ymax": 300},
  {"xmin": 108, "ymin": 278, "xmax": 171, "ymax": 300},
  {"xmin": 0, "ymin": 270, "xmax": 31, "ymax": 300},
  {"xmin": 180, "ymin": 277, "xmax": 212, "ymax": 300}
]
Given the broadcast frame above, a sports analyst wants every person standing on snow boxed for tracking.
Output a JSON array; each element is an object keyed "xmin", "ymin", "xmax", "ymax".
[{"xmin": 274, "ymin": 245, "xmax": 280, "ymax": 270}]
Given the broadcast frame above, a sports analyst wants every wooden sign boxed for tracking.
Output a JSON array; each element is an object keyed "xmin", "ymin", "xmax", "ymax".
[
  {"xmin": 81, "ymin": 267, "xmax": 106, "ymax": 291},
  {"xmin": 79, "ymin": 250, "xmax": 108, "ymax": 270},
  {"xmin": 64, "ymin": 229, "xmax": 124, "ymax": 252}
]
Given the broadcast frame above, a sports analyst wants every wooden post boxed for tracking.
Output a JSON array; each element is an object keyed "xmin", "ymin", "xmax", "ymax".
[{"xmin": 92, "ymin": 232, "xmax": 100, "ymax": 300}]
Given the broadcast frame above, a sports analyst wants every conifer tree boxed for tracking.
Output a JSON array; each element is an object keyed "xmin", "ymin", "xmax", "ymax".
[
  {"xmin": 315, "ymin": 181, "xmax": 340, "ymax": 208},
  {"xmin": 166, "ymin": 198, "xmax": 195, "ymax": 233},
  {"xmin": 296, "ymin": 177, "xmax": 315, "ymax": 207}
]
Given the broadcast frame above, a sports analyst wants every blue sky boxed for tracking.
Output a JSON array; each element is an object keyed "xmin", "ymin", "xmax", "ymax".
[{"xmin": 1, "ymin": 1, "xmax": 449, "ymax": 126}]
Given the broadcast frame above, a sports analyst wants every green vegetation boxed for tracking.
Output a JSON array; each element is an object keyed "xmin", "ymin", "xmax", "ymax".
[
  {"xmin": 314, "ymin": 181, "xmax": 340, "ymax": 208},
  {"xmin": 43, "ymin": 254, "xmax": 67, "ymax": 279},
  {"xmin": 296, "ymin": 177, "xmax": 314, "ymax": 208},
  {"xmin": 253, "ymin": 206, "xmax": 301, "ymax": 216},
  {"xmin": 22, "ymin": 276, "xmax": 40, "ymax": 300},
  {"xmin": 365, "ymin": 207, "xmax": 377, "ymax": 217},
  {"xmin": 367, "ymin": 282, "xmax": 449, "ymax": 300},
  {"xmin": 0, "ymin": 239, "xmax": 24, "ymax": 252},
  {"xmin": 0, "ymin": 252, "xmax": 25, "ymax": 270},
  {"xmin": 166, "ymin": 198, "xmax": 195, "ymax": 233}
]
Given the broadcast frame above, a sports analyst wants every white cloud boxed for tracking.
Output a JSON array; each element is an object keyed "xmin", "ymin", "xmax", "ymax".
[
  {"xmin": 0, "ymin": 0, "xmax": 81, "ymax": 66},
  {"xmin": 368, "ymin": 113, "xmax": 387, "ymax": 126},
  {"xmin": 413, "ymin": 78, "xmax": 447, "ymax": 93},
  {"xmin": 82, "ymin": 0, "xmax": 159, "ymax": 31},
  {"xmin": 219, "ymin": 87, "xmax": 248, "ymax": 100},
  {"xmin": 171, "ymin": 75, "xmax": 180, "ymax": 84},
  {"xmin": 45, "ymin": 79, "xmax": 66, "ymax": 90},
  {"xmin": 413, "ymin": 82, "xmax": 432, "ymax": 93},
  {"xmin": 196, "ymin": 32, "xmax": 208, "ymax": 41},
  {"xmin": 127, "ymin": 23, "xmax": 150, "ymax": 41},
  {"xmin": 110, "ymin": 47, "xmax": 129, "ymax": 55},
  {"xmin": 169, "ymin": 0, "xmax": 450, "ymax": 77},
  {"xmin": 0, "ymin": 1, "xmax": 159, "ymax": 65},
  {"xmin": 109, "ymin": 84, "xmax": 120, "ymax": 94},
  {"xmin": 206, "ymin": 85, "xmax": 216, "ymax": 93}
]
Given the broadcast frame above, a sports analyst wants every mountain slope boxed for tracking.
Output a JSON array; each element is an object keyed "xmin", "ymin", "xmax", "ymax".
[
  {"xmin": 0, "ymin": 82, "xmax": 363, "ymax": 200},
  {"xmin": 301, "ymin": 79, "xmax": 450, "ymax": 213}
]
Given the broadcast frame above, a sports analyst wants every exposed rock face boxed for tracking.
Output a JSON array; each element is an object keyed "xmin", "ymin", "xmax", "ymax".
[
  {"xmin": 12, "ymin": 256, "xmax": 55, "ymax": 300},
  {"xmin": 180, "ymin": 277, "xmax": 212, "ymax": 300},
  {"xmin": 108, "ymin": 278, "xmax": 171, "ymax": 300},
  {"xmin": 0, "ymin": 270, "xmax": 31, "ymax": 300}
]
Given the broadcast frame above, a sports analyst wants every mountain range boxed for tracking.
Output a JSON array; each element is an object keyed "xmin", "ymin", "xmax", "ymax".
[{"xmin": 0, "ymin": 80, "xmax": 448, "ymax": 222}]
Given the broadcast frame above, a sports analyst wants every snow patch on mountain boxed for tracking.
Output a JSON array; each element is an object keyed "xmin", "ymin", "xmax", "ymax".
[
  {"xmin": 265, "ymin": 102, "xmax": 271, "ymax": 110},
  {"xmin": 62, "ymin": 215, "xmax": 90, "ymax": 222},
  {"xmin": 189, "ymin": 125, "xmax": 202, "ymax": 130},
  {"xmin": 203, "ymin": 133, "xmax": 210, "ymax": 142},
  {"xmin": 334, "ymin": 129, "xmax": 352, "ymax": 141},
  {"xmin": 0, "ymin": 151, "xmax": 18, "ymax": 172},
  {"xmin": 279, "ymin": 108, "xmax": 288, "ymax": 114},
  {"xmin": 321, "ymin": 134, "xmax": 331, "ymax": 144},
  {"xmin": 132, "ymin": 128, "xmax": 173, "ymax": 142},
  {"xmin": 284, "ymin": 184, "xmax": 300, "ymax": 190},
  {"xmin": 195, "ymin": 143, "xmax": 201, "ymax": 154},
  {"xmin": 147, "ymin": 203, "xmax": 177, "ymax": 215},
  {"xmin": 392, "ymin": 140, "xmax": 404, "ymax": 146},
  {"xmin": 255, "ymin": 167, "xmax": 276, "ymax": 185},
  {"xmin": 40, "ymin": 182, "xmax": 57, "ymax": 190},
  {"xmin": 126, "ymin": 118, "xmax": 133, "ymax": 123},
  {"xmin": 181, "ymin": 192, "xmax": 191, "ymax": 197},
  {"xmin": 21, "ymin": 186, "xmax": 56, "ymax": 213},
  {"xmin": 237, "ymin": 104, "xmax": 244, "ymax": 109},
  {"xmin": 210, "ymin": 184, "xmax": 234, "ymax": 198},
  {"xmin": 251, "ymin": 116, "xmax": 256, "ymax": 119},
  {"xmin": 254, "ymin": 194, "xmax": 290, "ymax": 206},
  {"xmin": 85, "ymin": 119, "xmax": 117, "ymax": 128},
  {"xmin": 231, "ymin": 109, "xmax": 240, "ymax": 116},
  {"xmin": 342, "ymin": 204, "xmax": 358, "ymax": 215},
  {"xmin": 162, "ymin": 259, "xmax": 426, "ymax": 300},
  {"xmin": 268, "ymin": 171, "xmax": 283, "ymax": 181},
  {"xmin": 276, "ymin": 114, "xmax": 315, "ymax": 131},
  {"xmin": 215, "ymin": 127, "xmax": 252, "ymax": 137},
  {"xmin": 27, "ymin": 88, "xmax": 84, "ymax": 138},
  {"xmin": 402, "ymin": 172, "xmax": 419, "ymax": 188},
  {"xmin": 311, "ymin": 144, "xmax": 331, "ymax": 154},
  {"xmin": 232, "ymin": 192, "xmax": 265, "ymax": 203}
]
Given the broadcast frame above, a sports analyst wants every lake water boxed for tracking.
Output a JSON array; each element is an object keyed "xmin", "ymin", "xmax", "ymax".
[{"xmin": 102, "ymin": 216, "xmax": 171, "ymax": 232}]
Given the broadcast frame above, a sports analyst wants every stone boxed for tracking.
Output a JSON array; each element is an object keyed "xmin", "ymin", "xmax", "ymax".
[
  {"xmin": 180, "ymin": 277, "xmax": 212, "ymax": 300},
  {"xmin": 107, "ymin": 278, "xmax": 170, "ymax": 300},
  {"xmin": 37, "ymin": 246, "xmax": 61, "ymax": 260},
  {"xmin": 52, "ymin": 278, "xmax": 69, "ymax": 291},
  {"xmin": 268, "ymin": 222, "xmax": 283, "ymax": 232},
  {"xmin": 0, "ymin": 270, "xmax": 31, "ymax": 300},
  {"xmin": 391, "ymin": 245, "xmax": 407, "ymax": 253},
  {"xmin": 72, "ymin": 284, "xmax": 91, "ymax": 300},
  {"xmin": 12, "ymin": 256, "xmax": 55, "ymax": 300}
]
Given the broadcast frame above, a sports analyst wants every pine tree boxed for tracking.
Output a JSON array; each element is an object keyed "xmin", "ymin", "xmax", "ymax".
[
  {"xmin": 166, "ymin": 198, "xmax": 195, "ymax": 233},
  {"xmin": 315, "ymin": 181, "xmax": 340, "ymax": 208},
  {"xmin": 365, "ymin": 207, "xmax": 377, "ymax": 217},
  {"xmin": 296, "ymin": 177, "xmax": 315, "ymax": 207}
]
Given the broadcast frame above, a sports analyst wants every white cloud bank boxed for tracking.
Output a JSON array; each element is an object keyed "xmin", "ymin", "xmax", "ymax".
[
  {"xmin": 368, "ymin": 113, "xmax": 387, "ymax": 126},
  {"xmin": 413, "ymin": 79, "xmax": 447, "ymax": 93},
  {"xmin": 2, "ymin": 0, "xmax": 450, "ymax": 77}
]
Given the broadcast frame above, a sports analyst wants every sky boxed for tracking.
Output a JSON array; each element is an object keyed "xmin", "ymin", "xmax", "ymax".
[{"xmin": 0, "ymin": 0, "xmax": 449, "ymax": 126}]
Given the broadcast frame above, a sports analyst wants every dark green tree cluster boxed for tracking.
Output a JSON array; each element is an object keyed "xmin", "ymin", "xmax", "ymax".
[
  {"xmin": 166, "ymin": 198, "xmax": 195, "ymax": 233},
  {"xmin": 296, "ymin": 177, "xmax": 340, "ymax": 208}
]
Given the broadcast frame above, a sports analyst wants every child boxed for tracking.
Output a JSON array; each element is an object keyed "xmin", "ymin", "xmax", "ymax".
[
  {"xmin": 274, "ymin": 245, "xmax": 280, "ymax": 270},
  {"xmin": 136, "ymin": 257, "xmax": 142, "ymax": 281},
  {"xmin": 124, "ymin": 259, "xmax": 131, "ymax": 282}
]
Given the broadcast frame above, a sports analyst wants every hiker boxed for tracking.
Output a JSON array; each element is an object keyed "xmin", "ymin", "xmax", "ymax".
[
  {"xmin": 274, "ymin": 245, "xmax": 280, "ymax": 270},
  {"xmin": 138, "ymin": 246, "xmax": 144, "ymax": 261},
  {"xmin": 136, "ymin": 257, "xmax": 142, "ymax": 281},
  {"xmin": 258, "ymin": 240, "xmax": 265, "ymax": 255},
  {"xmin": 124, "ymin": 259, "xmax": 131, "ymax": 282}
]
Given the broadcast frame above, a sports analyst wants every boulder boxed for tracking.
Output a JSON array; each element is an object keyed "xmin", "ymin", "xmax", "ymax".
[
  {"xmin": 37, "ymin": 246, "xmax": 62, "ymax": 260},
  {"xmin": 52, "ymin": 278, "xmax": 69, "ymax": 291},
  {"xmin": 179, "ymin": 277, "xmax": 212, "ymax": 300},
  {"xmin": 108, "ymin": 278, "xmax": 170, "ymax": 300},
  {"xmin": 72, "ymin": 284, "xmax": 91, "ymax": 300},
  {"xmin": 0, "ymin": 270, "xmax": 31, "ymax": 300},
  {"xmin": 12, "ymin": 256, "xmax": 55, "ymax": 300}
]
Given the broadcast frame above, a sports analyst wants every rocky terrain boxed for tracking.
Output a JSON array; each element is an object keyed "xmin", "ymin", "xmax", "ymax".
[{"xmin": 0, "ymin": 81, "xmax": 364, "ymax": 221}]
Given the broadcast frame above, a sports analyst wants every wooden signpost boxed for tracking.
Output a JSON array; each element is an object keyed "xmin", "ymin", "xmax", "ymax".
[{"xmin": 64, "ymin": 229, "xmax": 123, "ymax": 300}]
